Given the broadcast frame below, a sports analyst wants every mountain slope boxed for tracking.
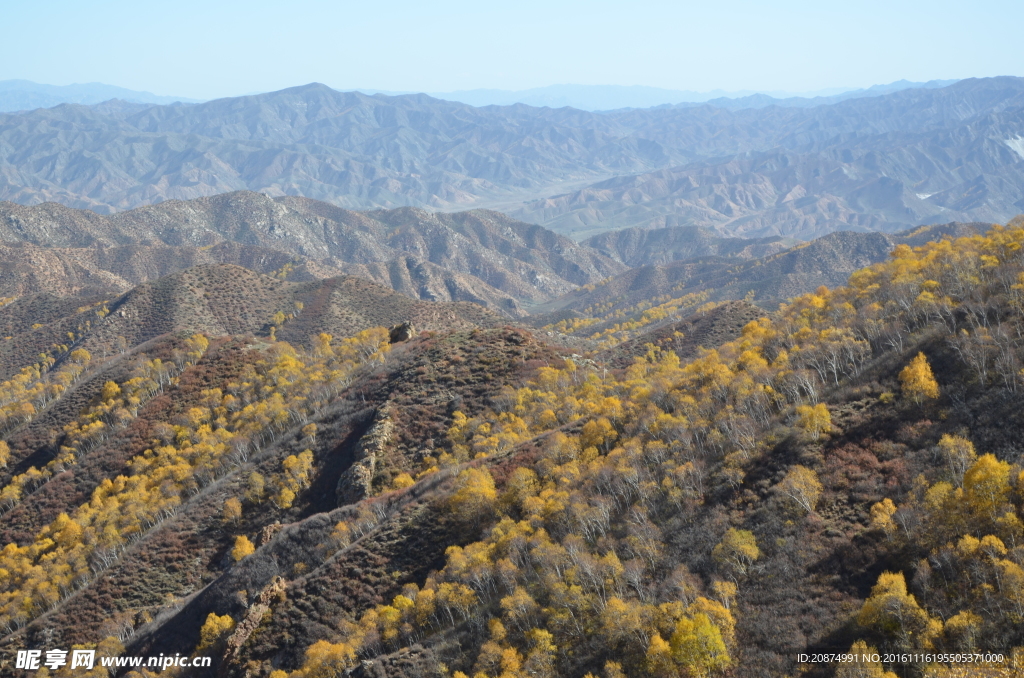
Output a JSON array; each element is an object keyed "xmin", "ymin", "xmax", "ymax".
[
  {"xmin": 538, "ymin": 223, "xmax": 987, "ymax": 321},
  {"xmin": 0, "ymin": 192, "xmax": 626, "ymax": 312},
  {"xmin": 0, "ymin": 264, "xmax": 501, "ymax": 383},
  {"xmin": 583, "ymin": 224, "xmax": 795, "ymax": 267},
  {"xmin": 2, "ymin": 220, "xmax": 1024, "ymax": 678}
]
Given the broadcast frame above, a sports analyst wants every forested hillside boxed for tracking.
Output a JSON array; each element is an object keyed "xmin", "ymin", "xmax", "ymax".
[{"xmin": 1, "ymin": 214, "xmax": 1024, "ymax": 677}]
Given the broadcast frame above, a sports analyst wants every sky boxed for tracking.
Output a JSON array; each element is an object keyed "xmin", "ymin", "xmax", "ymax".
[{"xmin": 3, "ymin": 0, "xmax": 1022, "ymax": 101}]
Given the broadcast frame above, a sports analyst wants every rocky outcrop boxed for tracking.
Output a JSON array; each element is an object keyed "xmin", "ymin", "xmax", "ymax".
[
  {"xmin": 388, "ymin": 322, "xmax": 416, "ymax": 343},
  {"xmin": 220, "ymin": 576, "xmax": 287, "ymax": 674},
  {"xmin": 254, "ymin": 522, "xmax": 282, "ymax": 547},
  {"xmin": 336, "ymin": 406, "xmax": 395, "ymax": 505}
]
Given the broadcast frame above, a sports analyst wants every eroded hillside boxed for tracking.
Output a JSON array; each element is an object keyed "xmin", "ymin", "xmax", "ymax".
[{"xmin": 0, "ymin": 193, "xmax": 625, "ymax": 315}]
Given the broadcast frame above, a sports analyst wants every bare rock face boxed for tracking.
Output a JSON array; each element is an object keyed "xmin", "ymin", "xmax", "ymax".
[
  {"xmin": 388, "ymin": 322, "xmax": 416, "ymax": 343},
  {"xmin": 221, "ymin": 576, "xmax": 287, "ymax": 671},
  {"xmin": 254, "ymin": 521, "xmax": 282, "ymax": 547},
  {"xmin": 336, "ymin": 405, "xmax": 395, "ymax": 505}
]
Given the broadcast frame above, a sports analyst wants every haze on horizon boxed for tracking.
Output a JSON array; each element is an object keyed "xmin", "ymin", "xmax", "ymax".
[{"xmin": 3, "ymin": 0, "xmax": 1022, "ymax": 102}]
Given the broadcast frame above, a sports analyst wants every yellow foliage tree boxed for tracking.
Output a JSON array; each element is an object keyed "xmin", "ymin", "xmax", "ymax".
[
  {"xmin": 330, "ymin": 521, "xmax": 351, "ymax": 548},
  {"xmin": 712, "ymin": 528, "xmax": 759, "ymax": 578},
  {"xmin": 777, "ymin": 465, "xmax": 823, "ymax": 514},
  {"xmin": 870, "ymin": 498, "xmax": 898, "ymax": 540},
  {"xmin": 99, "ymin": 381, "xmax": 121, "ymax": 402},
  {"xmin": 668, "ymin": 612, "xmax": 731, "ymax": 677},
  {"xmin": 795, "ymin": 403, "xmax": 832, "ymax": 441},
  {"xmin": 711, "ymin": 580, "xmax": 737, "ymax": 610},
  {"xmin": 302, "ymin": 423, "xmax": 317, "ymax": 443},
  {"xmin": 962, "ymin": 453, "xmax": 1012, "ymax": 523},
  {"xmin": 448, "ymin": 467, "xmax": 497, "ymax": 524},
  {"xmin": 899, "ymin": 352, "xmax": 940, "ymax": 404},
  {"xmin": 436, "ymin": 582, "xmax": 477, "ymax": 624},
  {"xmin": 857, "ymin": 571, "xmax": 941, "ymax": 651},
  {"xmin": 296, "ymin": 639, "xmax": 356, "ymax": 678},
  {"xmin": 246, "ymin": 472, "xmax": 266, "ymax": 503},
  {"xmin": 937, "ymin": 434, "xmax": 977, "ymax": 486},
  {"xmin": 197, "ymin": 612, "xmax": 235, "ymax": 651},
  {"xmin": 222, "ymin": 497, "xmax": 242, "ymax": 524},
  {"xmin": 274, "ymin": 449, "xmax": 314, "ymax": 508},
  {"xmin": 231, "ymin": 535, "xmax": 256, "ymax": 562},
  {"xmin": 274, "ymin": 487, "xmax": 296, "ymax": 509},
  {"xmin": 392, "ymin": 473, "xmax": 415, "ymax": 490},
  {"xmin": 646, "ymin": 633, "xmax": 675, "ymax": 677},
  {"xmin": 943, "ymin": 610, "xmax": 983, "ymax": 652}
]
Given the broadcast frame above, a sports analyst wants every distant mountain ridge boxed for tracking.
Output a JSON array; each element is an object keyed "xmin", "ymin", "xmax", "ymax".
[
  {"xmin": 1, "ymin": 78, "xmax": 958, "ymax": 115},
  {"xmin": 514, "ymin": 85, "xmax": 1024, "ymax": 238},
  {"xmin": 419, "ymin": 79, "xmax": 958, "ymax": 111},
  {"xmin": 0, "ymin": 79, "xmax": 199, "ymax": 112},
  {"xmin": 662, "ymin": 79, "xmax": 960, "ymax": 111},
  {"xmin": 0, "ymin": 78, "xmax": 1022, "ymax": 239}
]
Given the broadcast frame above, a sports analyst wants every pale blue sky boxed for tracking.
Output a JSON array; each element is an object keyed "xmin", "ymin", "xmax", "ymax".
[{"xmin": 3, "ymin": 0, "xmax": 1021, "ymax": 100}]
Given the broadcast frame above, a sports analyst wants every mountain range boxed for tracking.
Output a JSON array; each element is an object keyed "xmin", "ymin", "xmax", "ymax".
[
  {"xmin": 0, "ymin": 77, "xmax": 1021, "ymax": 240},
  {"xmin": 414, "ymin": 79, "xmax": 959, "ymax": 111},
  {"xmin": 3, "ymin": 79, "xmax": 956, "ymax": 115}
]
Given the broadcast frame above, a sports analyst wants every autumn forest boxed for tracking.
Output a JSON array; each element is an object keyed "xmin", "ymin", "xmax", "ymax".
[{"xmin": 0, "ymin": 209, "xmax": 1022, "ymax": 678}]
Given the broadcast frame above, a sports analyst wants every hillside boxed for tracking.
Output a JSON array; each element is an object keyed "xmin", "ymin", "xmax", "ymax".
[
  {"xmin": 0, "ymin": 265, "xmax": 501, "ymax": 382},
  {"xmin": 0, "ymin": 218, "xmax": 1023, "ymax": 678},
  {"xmin": 1, "ymin": 78, "xmax": 1024, "ymax": 238},
  {"xmin": 593, "ymin": 300, "xmax": 770, "ymax": 368},
  {"xmin": 583, "ymin": 225, "xmax": 795, "ymax": 267},
  {"xmin": 0, "ymin": 241, "xmax": 345, "ymax": 298},
  {"xmin": 0, "ymin": 193, "xmax": 626, "ymax": 313},
  {"xmin": 538, "ymin": 223, "xmax": 987, "ymax": 325}
]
